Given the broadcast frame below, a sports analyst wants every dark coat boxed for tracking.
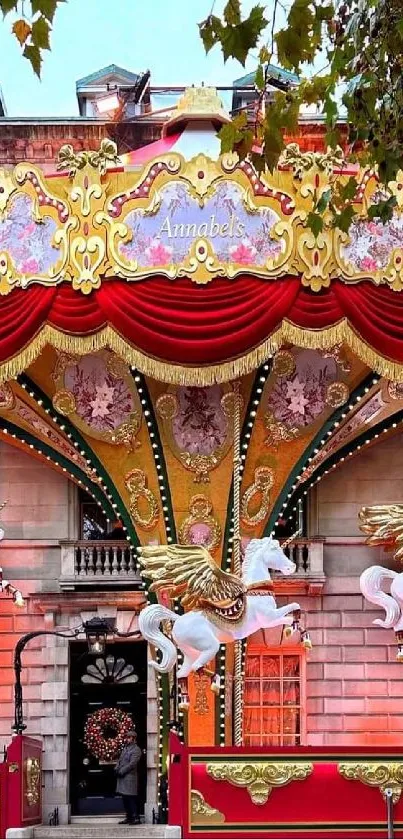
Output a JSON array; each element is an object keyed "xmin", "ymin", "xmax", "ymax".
[{"xmin": 115, "ymin": 742, "xmax": 142, "ymax": 796}]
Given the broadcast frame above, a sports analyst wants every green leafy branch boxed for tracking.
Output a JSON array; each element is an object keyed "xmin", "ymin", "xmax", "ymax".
[
  {"xmin": 199, "ymin": 0, "xmax": 403, "ymax": 234},
  {"xmin": 1, "ymin": 0, "xmax": 64, "ymax": 76}
]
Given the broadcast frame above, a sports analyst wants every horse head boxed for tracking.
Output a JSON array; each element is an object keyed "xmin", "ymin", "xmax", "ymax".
[{"xmin": 242, "ymin": 536, "xmax": 296, "ymax": 582}]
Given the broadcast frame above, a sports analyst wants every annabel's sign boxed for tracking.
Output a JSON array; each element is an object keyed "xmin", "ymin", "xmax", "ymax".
[{"xmin": 1, "ymin": 140, "xmax": 403, "ymax": 294}]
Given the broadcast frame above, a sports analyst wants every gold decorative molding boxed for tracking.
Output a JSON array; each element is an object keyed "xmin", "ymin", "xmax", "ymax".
[
  {"xmin": 24, "ymin": 757, "xmax": 41, "ymax": 806},
  {"xmin": 190, "ymin": 789, "xmax": 225, "ymax": 825},
  {"xmin": 125, "ymin": 468, "xmax": 159, "ymax": 531},
  {"xmin": 325, "ymin": 380, "xmax": 349, "ymax": 408},
  {"xmin": 241, "ymin": 467, "xmax": 274, "ymax": 527},
  {"xmin": 57, "ymin": 139, "xmax": 120, "ymax": 178},
  {"xmin": 193, "ymin": 670, "xmax": 211, "ymax": 715},
  {"xmin": 0, "ymin": 381, "xmax": 15, "ymax": 410},
  {"xmin": 0, "ymin": 142, "xmax": 402, "ymax": 295},
  {"xmin": 207, "ymin": 761, "xmax": 313, "ymax": 805},
  {"xmin": 338, "ymin": 762, "xmax": 403, "ymax": 804},
  {"xmin": 279, "ymin": 143, "xmax": 345, "ymax": 180},
  {"xmin": 178, "ymin": 494, "xmax": 221, "ymax": 552}
]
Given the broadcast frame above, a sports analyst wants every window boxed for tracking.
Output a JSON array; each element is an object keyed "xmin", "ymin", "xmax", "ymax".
[
  {"xmin": 243, "ymin": 648, "xmax": 305, "ymax": 746},
  {"xmin": 79, "ymin": 489, "xmax": 108, "ymax": 540}
]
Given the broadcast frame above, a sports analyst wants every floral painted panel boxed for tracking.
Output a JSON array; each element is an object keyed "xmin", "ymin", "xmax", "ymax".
[
  {"xmin": 0, "ymin": 194, "xmax": 58, "ymax": 275},
  {"xmin": 119, "ymin": 181, "xmax": 284, "ymax": 268},
  {"xmin": 64, "ymin": 355, "xmax": 135, "ymax": 435},
  {"xmin": 268, "ymin": 350, "xmax": 338, "ymax": 431},
  {"xmin": 15, "ymin": 400, "xmax": 92, "ymax": 476},
  {"xmin": 342, "ymin": 214, "xmax": 403, "ymax": 272},
  {"xmin": 172, "ymin": 385, "xmax": 228, "ymax": 455},
  {"xmin": 298, "ymin": 391, "xmax": 386, "ymax": 483}
]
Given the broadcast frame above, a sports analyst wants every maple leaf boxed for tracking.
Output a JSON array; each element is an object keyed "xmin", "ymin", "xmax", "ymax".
[
  {"xmin": 198, "ymin": 15, "xmax": 222, "ymax": 53},
  {"xmin": 31, "ymin": 0, "xmax": 60, "ymax": 23},
  {"xmin": 0, "ymin": 0, "xmax": 18, "ymax": 14},
  {"xmin": 316, "ymin": 189, "xmax": 332, "ymax": 214},
  {"xmin": 332, "ymin": 205, "xmax": 356, "ymax": 233},
  {"xmin": 224, "ymin": 0, "xmax": 241, "ymax": 26},
  {"xmin": 12, "ymin": 18, "xmax": 31, "ymax": 46},
  {"xmin": 31, "ymin": 14, "xmax": 51, "ymax": 50},
  {"xmin": 23, "ymin": 43, "xmax": 42, "ymax": 77},
  {"xmin": 306, "ymin": 212, "xmax": 324, "ymax": 238},
  {"xmin": 255, "ymin": 63, "xmax": 265, "ymax": 92},
  {"xmin": 368, "ymin": 196, "xmax": 397, "ymax": 224}
]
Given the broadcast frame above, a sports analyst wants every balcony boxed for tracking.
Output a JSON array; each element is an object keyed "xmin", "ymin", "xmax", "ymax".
[
  {"xmin": 59, "ymin": 537, "xmax": 325, "ymax": 594},
  {"xmin": 59, "ymin": 540, "xmax": 141, "ymax": 590},
  {"xmin": 275, "ymin": 538, "xmax": 325, "ymax": 595}
]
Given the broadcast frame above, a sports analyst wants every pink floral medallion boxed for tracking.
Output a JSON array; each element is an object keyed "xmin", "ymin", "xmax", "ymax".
[
  {"xmin": 267, "ymin": 349, "xmax": 339, "ymax": 432},
  {"xmin": 52, "ymin": 352, "xmax": 141, "ymax": 444},
  {"xmin": 157, "ymin": 385, "xmax": 233, "ymax": 482},
  {"xmin": 172, "ymin": 386, "xmax": 228, "ymax": 456}
]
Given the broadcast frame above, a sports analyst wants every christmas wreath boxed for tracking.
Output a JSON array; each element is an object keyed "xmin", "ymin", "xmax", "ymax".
[{"xmin": 84, "ymin": 707, "xmax": 134, "ymax": 762}]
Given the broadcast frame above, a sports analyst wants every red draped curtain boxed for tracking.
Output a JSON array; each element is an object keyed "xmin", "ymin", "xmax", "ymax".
[
  {"xmin": 243, "ymin": 649, "xmax": 303, "ymax": 746},
  {"xmin": 2, "ymin": 277, "xmax": 403, "ymax": 383}
]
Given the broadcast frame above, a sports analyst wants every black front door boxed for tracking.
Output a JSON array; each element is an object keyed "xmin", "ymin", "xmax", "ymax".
[{"xmin": 70, "ymin": 640, "xmax": 147, "ymax": 816}]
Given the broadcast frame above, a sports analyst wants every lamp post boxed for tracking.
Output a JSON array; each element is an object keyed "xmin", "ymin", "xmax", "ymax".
[{"xmin": 12, "ymin": 617, "xmax": 141, "ymax": 734}]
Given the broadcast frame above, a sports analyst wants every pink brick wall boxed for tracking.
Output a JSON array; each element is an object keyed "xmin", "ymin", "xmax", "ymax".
[{"xmin": 300, "ymin": 586, "xmax": 403, "ymax": 745}]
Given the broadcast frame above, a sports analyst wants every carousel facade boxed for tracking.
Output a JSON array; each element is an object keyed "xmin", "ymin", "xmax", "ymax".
[{"xmin": 1, "ymin": 86, "xmax": 403, "ymax": 837}]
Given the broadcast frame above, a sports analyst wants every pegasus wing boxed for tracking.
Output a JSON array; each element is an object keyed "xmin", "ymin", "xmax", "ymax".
[
  {"xmin": 359, "ymin": 504, "xmax": 403, "ymax": 559},
  {"xmin": 138, "ymin": 544, "xmax": 245, "ymax": 609}
]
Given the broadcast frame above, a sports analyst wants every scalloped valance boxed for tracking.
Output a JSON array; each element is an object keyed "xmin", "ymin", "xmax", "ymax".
[
  {"xmin": 1, "ymin": 143, "xmax": 403, "ymax": 383},
  {"xmin": 1, "ymin": 277, "xmax": 403, "ymax": 385}
]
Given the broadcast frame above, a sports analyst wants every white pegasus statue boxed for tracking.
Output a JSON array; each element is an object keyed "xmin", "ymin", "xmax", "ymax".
[
  {"xmin": 360, "ymin": 505, "xmax": 403, "ymax": 657},
  {"xmin": 138, "ymin": 536, "xmax": 302, "ymax": 681}
]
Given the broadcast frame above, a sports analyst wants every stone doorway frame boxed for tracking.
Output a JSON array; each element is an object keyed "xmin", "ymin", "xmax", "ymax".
[{"xmin": 33, "ymin": 594, "xmax": 158, "ymax": 825}]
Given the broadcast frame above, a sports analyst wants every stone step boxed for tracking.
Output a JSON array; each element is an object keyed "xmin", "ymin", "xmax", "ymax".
[{"xmin": 32, "ymin": 826, "xmax": 179, "ymax": 839}]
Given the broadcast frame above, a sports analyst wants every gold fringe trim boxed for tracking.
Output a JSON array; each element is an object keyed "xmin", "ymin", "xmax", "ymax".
[{"xmin": 1, "ymin": 320, "xmax": 403, "ymax": 385}]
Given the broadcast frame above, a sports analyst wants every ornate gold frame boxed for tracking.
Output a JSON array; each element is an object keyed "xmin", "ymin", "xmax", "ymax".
[
  {"xmin": 1, "ymin": 142, "xmax": 403, "ymax": 295},
  {"xmin": 206, "ymin": 760, "xmax": 313, "ymax": 805},
  {"xmin": 178, "ymin": 494, "xmax": 222, "ymax": 552},
  {"xmin": 338, "ymin": 762, "xmax": 403, "ymax": 803}
]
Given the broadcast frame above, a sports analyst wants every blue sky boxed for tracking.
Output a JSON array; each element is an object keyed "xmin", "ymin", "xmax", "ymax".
[{"xmin": 0, "ymin": 0, "xmax": 266, "ymax": 117}]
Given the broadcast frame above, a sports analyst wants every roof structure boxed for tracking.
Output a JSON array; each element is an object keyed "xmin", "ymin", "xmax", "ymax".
[
  {"xmin": 234, "ymin": 64, "xmax": 299, "ymax": 87},
  {"xmin": 76, "ymin": 64, "xmax": 140, "ymax": 89}
]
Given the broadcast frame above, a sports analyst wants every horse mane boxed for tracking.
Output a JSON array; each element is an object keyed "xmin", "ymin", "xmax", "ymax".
[{"xmin": 241, "ymin": 539, "xmax": 265, "ymax": 576}]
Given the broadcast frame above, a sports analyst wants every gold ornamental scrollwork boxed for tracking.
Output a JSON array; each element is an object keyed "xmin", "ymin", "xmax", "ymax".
[
  {"xmin": 272, "ymin": 350, "xmax": 296, "ymax": 378},
  {"xmin": 325, "ymin": 381, "xmax": 349, "ymax": 409},
  {"xmin": 25, "ymin": 757, "xmax": 41, "ymax": 806},
  {"xmin": 338, "ymin": 762, "xmax": 403, "ymax": 804},
  {"xmin": 241, "ymin": 467, "xmax": 274, "ymax": 527},
  {"xmin": 193, "ymin": 670, "xmax": 211, "ymax": 715},
  {"xmin": 264, "ymin": 411, "xmax": 299, "ymax": 448},
  {"xmin": 0, "ymin": 381, "xmax": 15, "ymax": 410},
  {"xmin": 207, "ymin": 761, "xmax": 313, "ymax": 805},
  {"xmin": 52, "ymin": 389, "xmax": 77, "ymax": 416},
  {"xmin": 57, "ymin": 139, "xmax": 120, "ymax": 178},
  {"xmin": 190, "ymin": 789, "xmax": 225, "ymax": 825},
  {"xmin": 178, "ymin": 495, "xmax": 221, "ymax": 553},
  {"xmin": 125, "ymin": 468, "xmax": 159, "ymax": 531}
]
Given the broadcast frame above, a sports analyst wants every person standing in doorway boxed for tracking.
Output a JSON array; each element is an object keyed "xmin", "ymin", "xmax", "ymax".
[{"xmin": 115, "ymin": 730, "xmax": 142, "ymax": 825}]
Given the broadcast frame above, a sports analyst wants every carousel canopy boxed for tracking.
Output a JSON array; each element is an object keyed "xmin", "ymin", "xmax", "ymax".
[{"xmin": 1, "ymin": 86, "xmax": 403, "ymax": 385}]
